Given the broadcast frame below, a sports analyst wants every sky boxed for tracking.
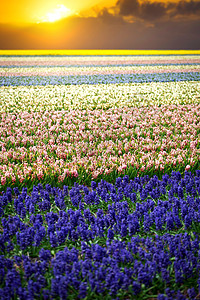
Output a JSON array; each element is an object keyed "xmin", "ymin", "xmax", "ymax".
[{"xmin": 0, "ymin": 0, "xmax": 200, "ymax": 49}]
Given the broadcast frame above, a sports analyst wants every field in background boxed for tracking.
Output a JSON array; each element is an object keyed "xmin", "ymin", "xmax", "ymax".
[{"xmin": 0, "ymin": 52, "xmax": 200, "ymax": 191}]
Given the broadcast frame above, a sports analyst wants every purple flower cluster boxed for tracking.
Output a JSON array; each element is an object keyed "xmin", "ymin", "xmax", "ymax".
[{"xmin": 0, "ymin": 170, "xmax": 200, "ymax": 299}]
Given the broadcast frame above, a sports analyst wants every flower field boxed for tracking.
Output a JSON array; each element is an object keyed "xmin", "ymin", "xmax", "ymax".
[{"xmin": 0, "ymin": 50, "xmax": 200, "ymax": 299}]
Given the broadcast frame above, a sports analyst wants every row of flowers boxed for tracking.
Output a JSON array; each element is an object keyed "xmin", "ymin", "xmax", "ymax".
[
  {"xmin": 1, "ymin": 60, "xmax": 199, "ymax": 67},
  {"xmin": 0, "ymin": 105, "xmax": 199, "ymax": 190},
  {"xmin": 1, "ymin": 63, "xmax": 199, "ymax": 69},
  {"xmin": 1, "ymin": 64, "xmax": 199, "ymax": 77},
  {"xmin": 0, "ymin": 171, "xmax": 200, "ymax": 299},
  {"xmin": 1, "ymin": 72, "xmax": 200, "ymax": 86},
  {"xmin": 1, "ymin": 49, "xmax": 200, "ymax": 55},
  {"xmin": 1, "ymin": 54, "xmax": 200, "ymax": 62},
  {"xmin": 0, "ymin": 81, "xmax": 199, "ymax": 112}
]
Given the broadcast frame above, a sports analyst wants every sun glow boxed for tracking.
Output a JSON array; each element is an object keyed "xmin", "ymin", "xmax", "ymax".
[{"xmin": 39, "ymin": 4, "xmax": 73, "ymax": 23}]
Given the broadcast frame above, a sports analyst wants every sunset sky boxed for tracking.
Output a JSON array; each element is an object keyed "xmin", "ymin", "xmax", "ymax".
[{"xmin": 0, "ymin": 0, "xmax": 200, "ymax": 49}]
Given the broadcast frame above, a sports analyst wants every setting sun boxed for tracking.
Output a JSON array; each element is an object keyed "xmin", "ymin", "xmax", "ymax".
[{"xmin": 38, "ymin": 4, "xmax": 73, "ymax": 23}]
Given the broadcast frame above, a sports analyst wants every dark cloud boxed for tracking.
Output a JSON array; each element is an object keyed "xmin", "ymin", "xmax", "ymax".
[
  {"xmin": 139, "ymin": 1, "xmax": 167, "ymax": 21},
  {"xmin": 97, "ymin": 7, "xmax": 125, "ymax": 24},
  {"xmin": 115, "ymin": 0, "xmax": 200, "ymax": 21},
  {"xmin": 116, "ymin": 0, "xmax": 139, "ymax": 16},
  {"xmin": 175, "ymin": 0, "xmax": 200, "ymax": 15}
]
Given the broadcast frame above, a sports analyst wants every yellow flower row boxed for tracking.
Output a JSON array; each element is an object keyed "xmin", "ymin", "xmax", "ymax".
[{"xmin": 1, "ymin": 50, "xmax": 200, "ymax": 56}]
